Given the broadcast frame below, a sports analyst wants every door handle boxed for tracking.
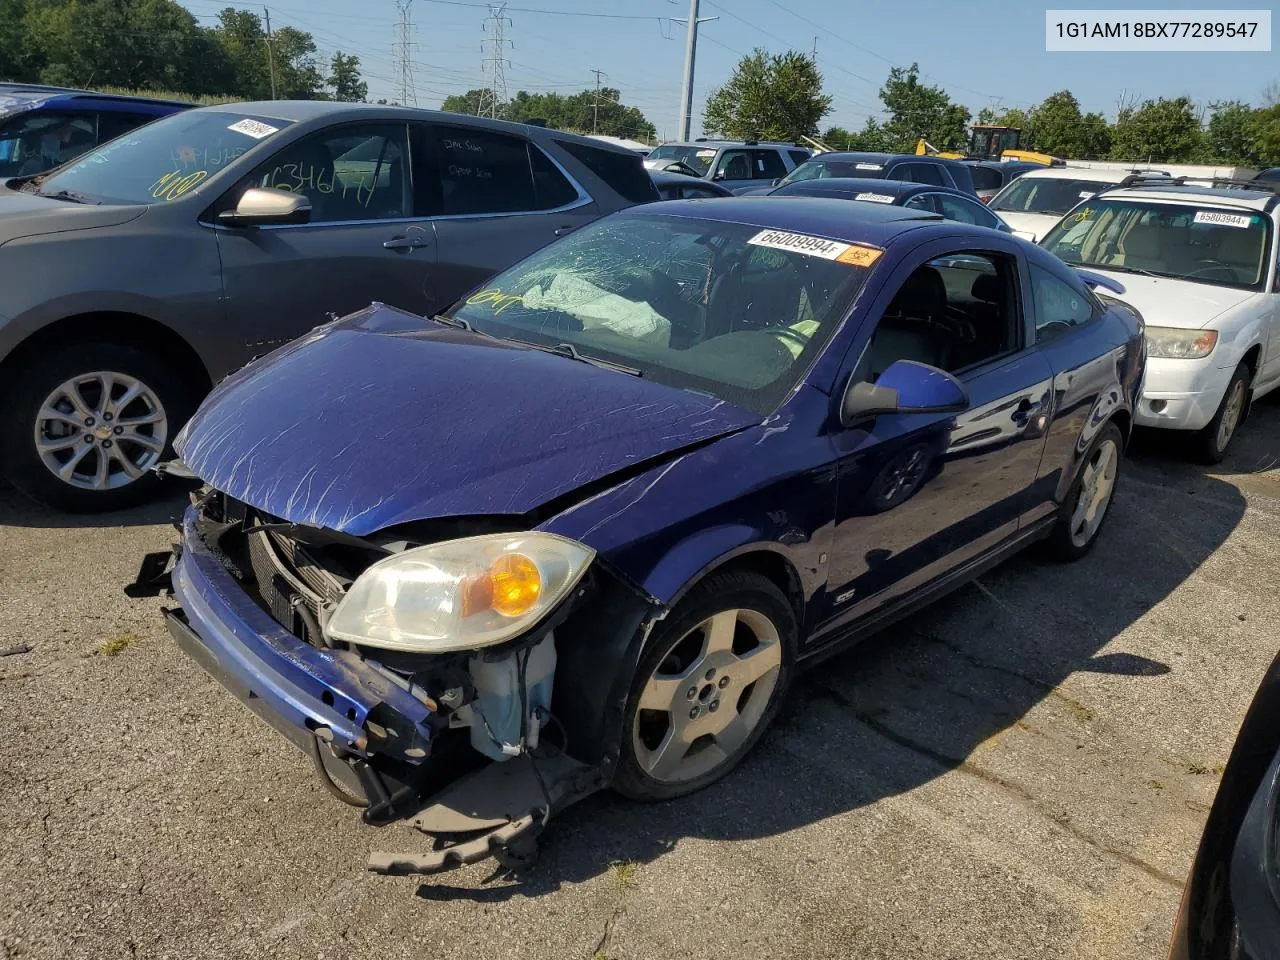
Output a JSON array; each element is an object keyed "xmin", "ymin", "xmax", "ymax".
[
  {"xmin": 553, "ymin": 224, "xmax": 579, "ymax": 237},
  {"xmin": 383, "ymin": 235, "xmax": 430, "ymax": 250},
  {"xmin": 1011, "ymin": 397, "xmax": 1041, "ymax": 426}
]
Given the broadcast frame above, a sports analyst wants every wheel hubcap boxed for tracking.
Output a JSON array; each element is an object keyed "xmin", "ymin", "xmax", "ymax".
[
  {"xmin": 632, "ymin": 608, "xmax": 782, "ymax": 784},
  {"xmin": 1217, "ymin": 380, "xmax": 1246, "ymax": 452},
  {"xmin": 34, "ymin": 371, "xmax": 168, "ymax": 491},
  {"xmin": 1069, "ymin": 438, "xmax": 1118, "ymax": 548}
]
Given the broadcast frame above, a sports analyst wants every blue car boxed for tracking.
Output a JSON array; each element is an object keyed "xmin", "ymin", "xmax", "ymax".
[
  {"xmin": 767, "ymin": 176, "xmax": 1016, "ymax": 233},
  {"xmin": 136, "ymin": 198, "xmax": 1146, "ymax": 874},
  {"xmin": 0, "ymin": 83, "xmax": 189, "ymax": 178}
]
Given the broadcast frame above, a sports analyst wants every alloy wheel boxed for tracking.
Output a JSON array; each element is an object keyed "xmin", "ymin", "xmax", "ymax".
[
  {"xmin": 1216, "ymin": 379, "xmax": 1246, "ymax": 455},
  {"xmin": 631, "ymin": 607, "xmax": 782, "ymax": 784},
  {"xmin": 33, "ymin": 371, "xmax": 168, "ymax": 491},
  {"xmin": 1069, "ymin": 437, "xmax": 1119, "ymax": 549}
]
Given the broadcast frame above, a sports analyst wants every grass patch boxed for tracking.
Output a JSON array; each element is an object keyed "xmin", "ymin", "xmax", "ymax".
[
  {"xmin": 96, "ymin": 633, "xmax": 143, "ymax": 657},
  {"xmin": 608, "ymin": 860, "xmax": 638, "ymax": 890}
]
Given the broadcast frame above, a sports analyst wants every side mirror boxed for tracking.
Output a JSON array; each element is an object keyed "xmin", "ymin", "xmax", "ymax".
[
  {"xmin": 217, "ymin": 187, "xmax": 312, "ymax": 227},
  {"xmin": 841, "ymin": 359, "xmax": 969, "ymax": 427},
  {"xmin": 771, "ymin": 177, "xmax": 781, "ymax": 186},
  {"xmin": 712, "ymin": 170, "xmax": 726, "ymax": 181}
]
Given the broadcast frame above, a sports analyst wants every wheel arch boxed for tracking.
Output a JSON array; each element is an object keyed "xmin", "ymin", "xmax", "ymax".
[
  {"xmin": 662, "ymin": 543, "xmax": 807, "ymax": 636},
  {"xmin": 0, "ymin": 311, "xmax": 213, "ymax": 405}
]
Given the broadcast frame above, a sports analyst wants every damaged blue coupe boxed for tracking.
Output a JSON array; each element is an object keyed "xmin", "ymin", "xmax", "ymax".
[{"xmin": 136, "ymin": 197, "xmax": 1146, "ymax": 874}]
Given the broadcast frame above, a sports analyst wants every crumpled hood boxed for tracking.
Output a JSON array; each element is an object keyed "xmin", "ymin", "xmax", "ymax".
[
  {"xmin": 1073, "ymin": 269, "xmax": 1259, "ymax": 328},
  {"xmin": 176, "ymin": 304, "xmax": 758, "ymax": 536},
  {"xmin": 0, "ymin": 185, "xmax": 146, "ymax": 244}
]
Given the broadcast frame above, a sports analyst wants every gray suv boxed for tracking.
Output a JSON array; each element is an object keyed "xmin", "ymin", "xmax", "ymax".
[
  {"xmin": 0, "ymin": 101, "xmax": 658, "ymax": 511},
  {"xmin": 643, "ymin": 139, "xmax": 810, "ymax": 194}
]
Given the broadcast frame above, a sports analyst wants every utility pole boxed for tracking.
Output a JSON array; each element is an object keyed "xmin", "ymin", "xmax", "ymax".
[
  {"xmin": 812, "ymin": 36, "xmax": 817, "ymax": 59},
  {"xmin": 393, "ymin": 0, "xmax": 417, "ymax": 107},
  {"xmin": 263, "ymin": 6, "xmax": 278, "ymax": 100},
  {"xmin": 481, "ymin": 4, "xmax": 512, "ymax": 120},
  {"xmin": 591, "ymin": 68, "xmax": 606, "ymax": 134},
  {"xmin": 672, "ymin": 0, "xmax": 716, "ymax": 142}
]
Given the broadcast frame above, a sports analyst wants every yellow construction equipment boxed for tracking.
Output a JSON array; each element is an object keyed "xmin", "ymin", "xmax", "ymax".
[{"xmin": 915, "ymin": 126, "xmax": 1061, "ymax": 166}]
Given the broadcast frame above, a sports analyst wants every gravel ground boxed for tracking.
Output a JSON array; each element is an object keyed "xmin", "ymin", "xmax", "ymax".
[{"xmin": 2, "ymin": 398, "xmax": 1279, "ymax": 960}]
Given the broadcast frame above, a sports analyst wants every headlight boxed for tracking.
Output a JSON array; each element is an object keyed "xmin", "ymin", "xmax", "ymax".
[
  {"xmin": 326, "ymin": 532, "xmax": 594, "ymax": 653},
  {"xmin": 1145, "ymin": 326, "xmax": 1218, "ymax": 360}
]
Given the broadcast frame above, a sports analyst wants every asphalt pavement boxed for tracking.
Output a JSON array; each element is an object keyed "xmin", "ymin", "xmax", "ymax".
[{"xmin": 2, "ymin": 399, "xmax": 1279, "ymax": 960}]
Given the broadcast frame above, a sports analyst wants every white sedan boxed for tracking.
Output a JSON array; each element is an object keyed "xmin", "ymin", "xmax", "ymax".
[{"xmin": 1041, "ymin": 181, "xmax": 1280, "ymax": 462}]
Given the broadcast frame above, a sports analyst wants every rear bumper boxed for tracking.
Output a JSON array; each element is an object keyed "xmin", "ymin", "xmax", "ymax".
[
  {"xmin": 1135, "ymin": 356, "xmax": 1236, "ymax": 431},
  {"xmin": 168, "ymin": 506, "xmax": 435, "ymax": 775}
]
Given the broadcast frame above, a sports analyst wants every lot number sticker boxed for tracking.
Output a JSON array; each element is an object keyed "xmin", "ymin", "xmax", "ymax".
[
  {"xmin": 855, "ymin": 162, "xmax": 884, "ymax": 170},
  {"xmin": 855, "ymin": 192, "xmax": 895, "ymax": 203},
  {"xmin": 748, "ymin": 229, "xmax": 883, "ymax": 267},
  {"xmin": 1194, "ymin": 210, "xmax": 1254, "ymax": 229},
  {"xmin": 227, "ymin": 118, "xmax": 280, "ymax": 139}
]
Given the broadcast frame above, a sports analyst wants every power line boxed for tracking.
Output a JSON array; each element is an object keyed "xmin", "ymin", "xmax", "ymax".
[
  {"xmin": 393, "ymin": 0, "xmax": 418, "ymax": 106},
  {"xmin": 481, "ymin": 3, "xmax": 512, "ymax": 118},
  {"xmin": 590, "ymin": 67, "xmax": 606, "ymax": 133}
]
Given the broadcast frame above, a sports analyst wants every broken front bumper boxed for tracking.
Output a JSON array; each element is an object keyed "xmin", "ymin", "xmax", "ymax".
[{"xmin": 166, "ymin": 506, "xmax": 436, "ymax": 808}]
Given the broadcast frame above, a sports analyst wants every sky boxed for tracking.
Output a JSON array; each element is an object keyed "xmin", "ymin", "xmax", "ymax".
[{"xmin": 177, "ymin": 0, "xmax": 1278, "ymax": 141}]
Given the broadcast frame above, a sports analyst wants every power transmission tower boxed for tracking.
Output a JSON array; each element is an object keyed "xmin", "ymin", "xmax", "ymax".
[
  {"xmin": 671, "ymin": 0, "xmax": 717, "ymax": 141},
  {"xmin": 481, "ymin": 4, "xmax": 512, "ymax": 119},
  {"xmin": 393, "ymin": 0, "xmax": 417, "ymax": 107},
  {"xmin": 590, "ymin": 68, "xmax": 607, "ymax": 133},
  {"xmin": 263, "ymin": 6, "xmax": 278, "ymax": 99}
]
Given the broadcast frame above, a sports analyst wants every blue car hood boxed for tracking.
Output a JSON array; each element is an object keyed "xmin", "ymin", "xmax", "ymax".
[{"xmin": 176, "ymin": 304, "xmax": 757, "ymax": 536}]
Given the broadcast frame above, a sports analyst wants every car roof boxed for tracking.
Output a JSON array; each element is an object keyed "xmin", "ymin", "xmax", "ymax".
[
  {"xmin": 656, "ymin": 139, "xmax": 802, "ymax": 149},
  {"xmin": 1014, "ymin": 166, "xmax": 1170, "ymax": 183},
  {"xmin": 1098, "ymin": 183, "xmax": 1279, "ymax": 212},
  {"xmin": 619, "ymin": 195, "xmax": 954, "ymax": 246},
  {"xmin": 0, "ymin": 82, "xmax": 191, "ymax": 108},
  {"xmin": 650, "ymin": 170, "xmax": 715, "ymax": 186},
  {"xmin": 774, "ymin": 178, "xmax": 970, "ymax": 201},
  {"xmin": 807, "ymin": 151, "xmax": 968, "ymax": 168},
  {"xmin": 194, "ymin": 101, "xmax": 639, "ymax": 155}
]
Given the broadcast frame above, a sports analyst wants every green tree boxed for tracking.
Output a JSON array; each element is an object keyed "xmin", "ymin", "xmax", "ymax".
[
  {"xmin": 872, "ymin": 63, "xmax": 969, "ymax": 153},
  {"xmin": 328, "ymin": 51, "xmax": 366, "ymax": 102},
  {"xmin": 1205, "ymin": 100, "xmax": 1260, "ymax": 164},
  {"xmin": 1110, "ymin": 96, "xmax": 1204, "ymax": 162},
  {"xmin": 1026, "ymin": 91, "xmax": 1110, "ymax": 159},
  {"xmin": 1251, "ymin": 103, "xmax": 1280, "ymax": 165},
  {"xmin": 441, "ymin": 88, "xmax": 496, "ymax": 116},
  {"xmin": 211, "ymin": 8, "xmax": 324, "ymax": 99},
  {"xmin": 441, "ymin": 86, "xmax": 655, "ymax": 139},
  {"xmin": 975, "ymin": 105, "xmax": 1031, "ymax": 132},
  {"xmin": 703, "ymin": 48, "xmax": 831, "ymax": 142}
]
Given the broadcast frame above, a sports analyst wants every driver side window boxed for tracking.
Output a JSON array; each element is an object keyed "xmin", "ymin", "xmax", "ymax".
[
  {"xmin": 859, "ymin": 252, "xmax": 1021, "ymax": 381},
  {"xmin": 238, "ymin": 123, "xmax": 411, "ymax": 223},
  {"xmin": 1031, "ymin": 265, "xmax": 1093, "ymax": 343}
]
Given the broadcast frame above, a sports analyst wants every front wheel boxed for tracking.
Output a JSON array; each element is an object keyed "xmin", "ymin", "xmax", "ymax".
[
  {"xmin": 1193, "ymin": 363, "xmax": 1249, "ymax": 465},
  {"xmin": 1044, "ymin": 421, "xmax": 1124, "ymax": 562},
  {"xmin": 0, "ymin": 342, "xmax": 196, "ymax": 512},
  {"xmin": 612, "ymin": 570, "xmax": 796, "ymax": 802}
]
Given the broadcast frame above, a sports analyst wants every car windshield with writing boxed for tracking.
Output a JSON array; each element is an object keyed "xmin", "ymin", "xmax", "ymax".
[
  {"xmin": 646, "ymin": 144, "xmax": 717, "ymax": 176},
  {"xmin": 779, "ymin": 159, "xmax": 886, "ymax": 186},
  {"xmin": 442, "ymin": 214, "xmax": 874, "ymax": 415},
  {"xmin": 1041, "ymin": 199, "xmax": 1272, "ymax": 290},
  {"xmin": 990, "ymin": 177, "xmax": 1113, "ymax": 216},
  {"xmin": 31, "ymin": 110, "xmax": 293, "ymax": 205}
]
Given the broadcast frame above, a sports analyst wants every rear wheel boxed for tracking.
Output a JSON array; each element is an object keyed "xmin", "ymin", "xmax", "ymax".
[
  {"xmin": 0, "ymin": 342, "xmax": 195, "ymax": 512},
  {"xmin": 1044, "ymin": 421, "xmax": 1123, "ymax": 562},
  {"xmin": 613, "ymin": 570, "xmax": 796, "ymax": 802},
  {"xmin": 1193, "ymin": 363, "xmax": 1249, "ymax": 465}
]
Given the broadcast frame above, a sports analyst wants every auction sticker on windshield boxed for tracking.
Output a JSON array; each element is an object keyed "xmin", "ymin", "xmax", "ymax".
[
  {"xmin": 855, "ymin": 192, "xmax": 895, "ymax": 203},
  {"xmin": 856, "ymin": 162, "xmax": 884, "ymax": 170},
  {"xmin": 227, "ymin": 118, "xmax": 281, "ymax": 140},
  {"xmin": 748, "ymin": 229, "xmax": 883, "ymax": 267},
  {"xmin": 1194, "ymin": 210, "xmax": 1255, "ymax": 228}
]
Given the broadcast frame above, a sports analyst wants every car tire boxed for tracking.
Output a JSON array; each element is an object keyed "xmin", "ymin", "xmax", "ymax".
[
  {"xmin": 0, "ymin": 341, "xmax": 196, "ymax": 513},
  {"xmin": 612, "ymin": 569, "xmax": 796, "ymax": 802},
  {"xmin": 1193, "ymin": 363, "xmax": 1250, "ymax": 465},
  {"xmin": 1044, "ymin": 421, "xmax": 1124, "ymax": 562}
]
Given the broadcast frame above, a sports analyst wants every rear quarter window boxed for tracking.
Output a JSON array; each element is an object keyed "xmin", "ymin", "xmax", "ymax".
[
  {"xmin": 968, "ymin": 166, "xmax": 1002, "ymax": 191},
  {"xmin": 556, "ymin": 139, "xmax": 659, "ymax": 204}
]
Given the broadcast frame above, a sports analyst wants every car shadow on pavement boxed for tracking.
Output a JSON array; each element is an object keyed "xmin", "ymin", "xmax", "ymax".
[
  {"xmin": 414, "ymin": 455, "xmax": 1248, "ymax": 902},
  {"xmin": 0, "ymin": 482, "xmax": 193, "ymax": 529}
]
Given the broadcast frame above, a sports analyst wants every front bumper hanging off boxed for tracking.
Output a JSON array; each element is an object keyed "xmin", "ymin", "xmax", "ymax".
[{"xmin": 125, "ymin": 507, "xmax": 604, "ymax": 875}]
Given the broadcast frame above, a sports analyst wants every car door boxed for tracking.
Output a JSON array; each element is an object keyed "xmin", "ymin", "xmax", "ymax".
[
  {"xmin": 1018, "ymin": 261, "xmax": 1137, "ymax": 527},
  {"xmin": 1258, "ymin": 222, "xmax": 1280, "ymax": 391},
  {"xmin": 816, "ymin": 237, "xmax": 1054, "ymax": 635},
  {"xmin": 212, "ymin": 120, "xmax": 435, "ymax": 357},
  {"xmin": 415, "ymin": 122, "xmax": 598, "ymax": 313}
]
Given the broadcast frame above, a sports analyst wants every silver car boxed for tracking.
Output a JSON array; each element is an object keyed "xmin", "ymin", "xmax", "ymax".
[{"xmin": 0, "ymin": 101, "xmax": 656, "ymax": 511}]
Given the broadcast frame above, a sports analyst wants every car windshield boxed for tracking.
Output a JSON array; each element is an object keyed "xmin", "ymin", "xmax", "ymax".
[
  {"xmin": 646, "ymin": 144, "xmax": 718, "ymax": 176},
  {"xmin": 443, "ymin": 214, "xmax": 873, "ymax": 415},
  {"xmin": 780, "ymin": 159, "xmax": 888, "ymax": 186},
  {"xmin": 990, "ymin": 177, "xmax": 1116, "ymax": 215},
  {"xmin": 31, "ymin": 109, "xmax": 293, "ymax": 204},
  {"xmin": 1041, "ymin": 199, "xmax": 1272, "ymax": 290}
]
